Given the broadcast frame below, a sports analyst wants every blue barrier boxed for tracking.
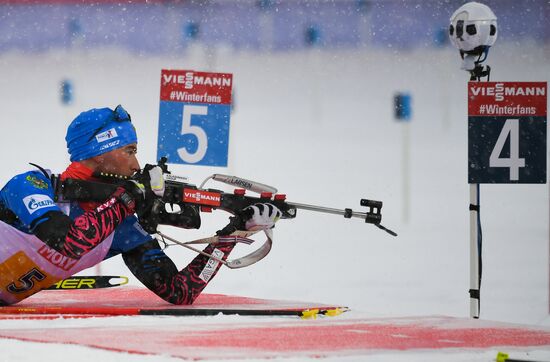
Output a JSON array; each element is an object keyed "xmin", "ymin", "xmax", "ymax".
[
  {"xmin": 60, "ymin": 79, "xmax": 73, "ymax": 105},
  {"xmin": 394, "ymin": 93, "xmax": 412, "ymax": 121},
  {"xmin": 0, "ymin": 1, "xmax": 547, "ymax": 54}
]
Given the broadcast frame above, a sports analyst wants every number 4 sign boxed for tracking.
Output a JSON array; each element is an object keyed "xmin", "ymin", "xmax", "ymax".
[
  {"xmin": 468, "ymin": 82, "xmax": 547, "ymax": 184},
  {"xmin": 488, "ymin": 119, "xmax": 525, "ymax": 181},
  {"xmin": 157, "ymin": 70, "xmax": 233, "ymax": 167}
]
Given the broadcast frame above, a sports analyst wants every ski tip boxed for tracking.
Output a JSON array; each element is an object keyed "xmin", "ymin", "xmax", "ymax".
[
  {"xmin": 113, "ymin": 276, "xmax": 130, "ymax": 287},
  {"xmin": 301, "ymin": 309, "xmax": 320, "ymax": 319},
  {"xmin": 300, "ymin": 307, "xmax": 349, "ymax": 319},
  {"xmin": 324, "ymin": 307, "xmax": 348, "ymax": 317}
]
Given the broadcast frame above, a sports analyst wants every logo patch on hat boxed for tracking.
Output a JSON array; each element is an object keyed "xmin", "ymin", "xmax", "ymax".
[{"xmin": 95, "ymin": 128, "xmax": 118, "ymax": 143}]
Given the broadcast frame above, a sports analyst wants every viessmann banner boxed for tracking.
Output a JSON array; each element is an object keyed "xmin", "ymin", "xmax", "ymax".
[
  {"xmin": 157, "ymin": 69, "xmax": 233, "ymax": 167},
  {"xmin": 468, "ymin": 81, "xmax": 547, "ymax": 184}
]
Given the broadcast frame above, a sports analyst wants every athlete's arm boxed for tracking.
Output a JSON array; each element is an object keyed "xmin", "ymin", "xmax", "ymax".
[
  {"xmin": 122, "ymin": 239, "xmax": 235, "ymax": 305},
  {"xmin": 33, "ymin": 187, "xmax": 135, "ymax": 259}
]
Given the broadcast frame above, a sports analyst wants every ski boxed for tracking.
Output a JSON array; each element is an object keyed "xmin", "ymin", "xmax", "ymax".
[
  {"xmin": 0, "ymin": 305, "xmax": 348, "ymax": 318},
  {"xmin": 1, "ymin": 288, "xmax": 349, "ymax": 318},
  {"xmin": 46, "ymin": 276, "xmax": 128, "ymax": 290},
  {"xmin": 137, "ymin": 306, "xmax": 349, "ymax": 318}
]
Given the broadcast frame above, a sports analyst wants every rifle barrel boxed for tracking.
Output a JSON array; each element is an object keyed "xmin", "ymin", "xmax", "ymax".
[{"xmin": 288, "ymin": 202, "xmax": 368, "ymax": 220}]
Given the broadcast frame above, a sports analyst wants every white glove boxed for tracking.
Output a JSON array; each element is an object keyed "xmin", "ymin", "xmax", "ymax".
[
  {"xmin": 244, "ymin": 203, "xmax": 282, "ymax": 231},
  {"xmin": 147, "ymin": 165, "xmax": 165, "ymax": 197},
  {"xmin": 130, "ymin": 165, "xmax": 165, "ymax": 198}
]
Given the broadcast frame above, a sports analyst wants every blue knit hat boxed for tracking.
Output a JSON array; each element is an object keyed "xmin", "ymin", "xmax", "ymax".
[{"xmin": 66, "ymin": 105, "xmax": 137, "ymax": 162}]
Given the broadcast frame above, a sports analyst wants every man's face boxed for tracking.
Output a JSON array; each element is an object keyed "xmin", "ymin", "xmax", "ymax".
[{"xmin": 93, "ymin": 143, "xmax": 140, "ymax": 177}]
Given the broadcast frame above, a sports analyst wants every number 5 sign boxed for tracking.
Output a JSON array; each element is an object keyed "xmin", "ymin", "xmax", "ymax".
[
  {"xmin": 468, "ymin": 82, "xmax": 547, "ymax": 184},
  {"xmin": 157, "ymin": 70, "xmax": 233, "ymax": 166}
]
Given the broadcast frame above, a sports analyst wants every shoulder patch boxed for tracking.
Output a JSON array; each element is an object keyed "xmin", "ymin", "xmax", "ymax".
[
  {"xmin": 26, "ymin": 175, "xmax": 49, "ymax": 190},
  {"xmin": 22, "ymin": 194, "xmax": 55, "ymax": 214}
]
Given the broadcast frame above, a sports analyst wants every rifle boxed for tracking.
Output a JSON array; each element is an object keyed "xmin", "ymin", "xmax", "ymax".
[{"xmin": 59, "ymin": 157, "xmax": 397, "ymax": 268}]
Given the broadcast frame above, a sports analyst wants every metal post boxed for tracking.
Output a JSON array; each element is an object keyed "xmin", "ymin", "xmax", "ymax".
[
  {"xmin": 402, "ymin": 120, "xmax": 410, "ymax": 223},
  {"xmin": 468, "ymin": 65, "xmax": 489, "ymax": 319},
  {"xmin": 469, "ymin": 183, "xmax": 480, "ymax": 318}
]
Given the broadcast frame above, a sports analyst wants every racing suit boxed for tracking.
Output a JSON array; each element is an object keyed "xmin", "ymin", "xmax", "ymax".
[{"xmin": 0, "ymin": 162, "xmax": 235, "ymax": 305}]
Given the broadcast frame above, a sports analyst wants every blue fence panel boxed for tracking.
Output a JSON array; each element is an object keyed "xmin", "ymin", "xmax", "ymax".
[{"xmin": 0, "ymin": 0, "xmax": 547, "ymax": 54}]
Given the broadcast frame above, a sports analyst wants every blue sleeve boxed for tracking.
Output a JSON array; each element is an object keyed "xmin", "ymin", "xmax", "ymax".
[
  {"xmin": 0, "ymin": 171, "xmax": 60, "ymax": 230},
  {"xmin": 105, "ymin": 215, "xmax": 154, "ymax": 259}
]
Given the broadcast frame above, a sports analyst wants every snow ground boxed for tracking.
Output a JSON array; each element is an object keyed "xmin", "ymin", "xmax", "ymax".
[
  {"xmin": 0, "ymin": 40, "xmax": 549, "ymax": 361},
  {"xmin": 1, "ymin": 336, "xmax": 546, "ymax": 362}
]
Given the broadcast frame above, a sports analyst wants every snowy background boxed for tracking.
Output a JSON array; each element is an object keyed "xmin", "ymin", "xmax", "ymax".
[{"xmin": 0, "ymin": 0, "xmax": 549, "ymax": 360}]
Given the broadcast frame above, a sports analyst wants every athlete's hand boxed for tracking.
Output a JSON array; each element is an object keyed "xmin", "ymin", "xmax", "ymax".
[
  {"xmin": 243, "ymin": 203, "xmax": 282, "ymax": 231},
  {"xmin": 125, "ymin": 165, "xmax": 165, "ymax": 217},
  {"xmin": 130, "ymin": 165, "xmax": 165, "ymax": 198},
  {"xmin": 215, "ymin": 203, "xmax": 282, "ymax": 236}
]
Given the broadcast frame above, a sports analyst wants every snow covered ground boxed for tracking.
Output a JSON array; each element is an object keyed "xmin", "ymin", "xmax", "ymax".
[{"xmin": 0, "ymin": 39, "xmax": 549, "ymax": 361}]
